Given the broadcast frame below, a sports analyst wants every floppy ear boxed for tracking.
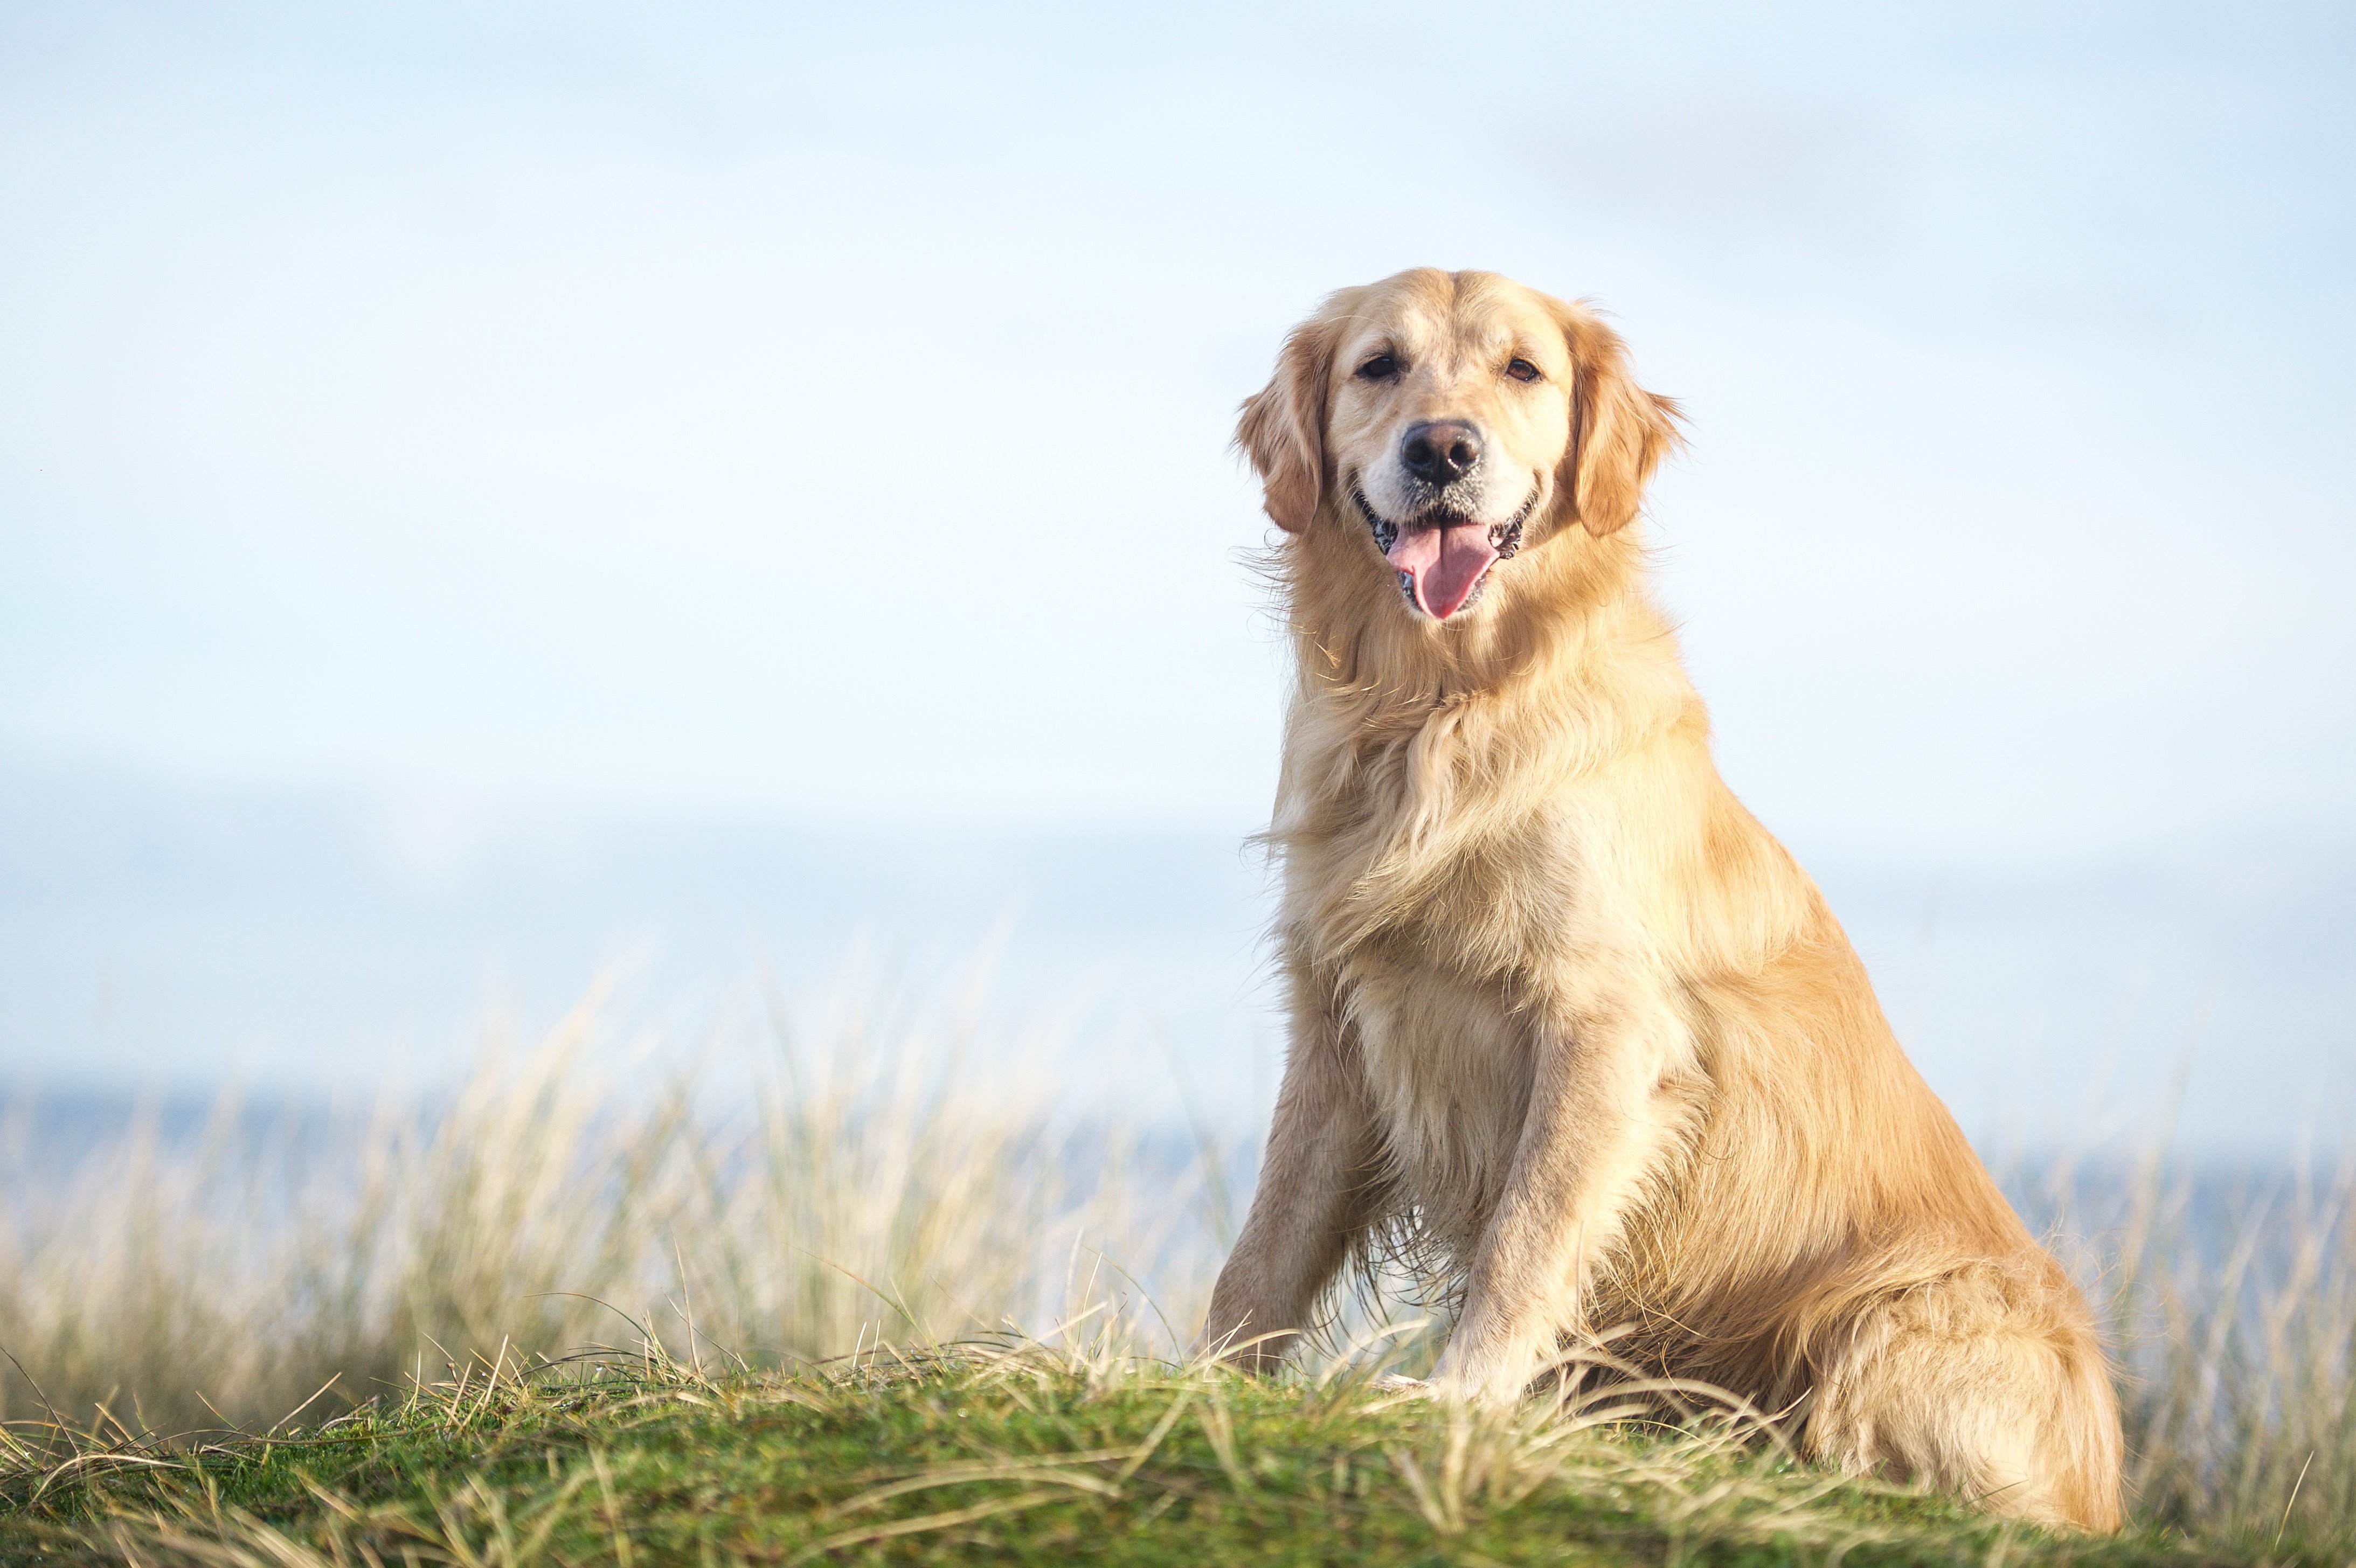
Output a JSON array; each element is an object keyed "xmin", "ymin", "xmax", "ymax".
[
  {"xmin": 1557, "ymin": 306, "xmax": 1683, "ymax": 538},
  {"xmin": 1235, "ymin": 306, "xmax": 1346, "ymax": 534}
]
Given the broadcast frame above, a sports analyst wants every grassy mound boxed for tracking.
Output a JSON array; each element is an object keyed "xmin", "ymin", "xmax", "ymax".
[
  {"xmin": 2, "ymin": 998, "xmax": 2349, "ymax": 1559},
  {"xmin": 0, "ymin": 1346, "xmax": 2298, "ymax": 1568}
]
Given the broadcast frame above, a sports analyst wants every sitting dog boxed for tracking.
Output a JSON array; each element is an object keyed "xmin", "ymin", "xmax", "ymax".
[{"xmin": 1194, "ymin": 268, "xmax": 2123, "ymax": 1532}]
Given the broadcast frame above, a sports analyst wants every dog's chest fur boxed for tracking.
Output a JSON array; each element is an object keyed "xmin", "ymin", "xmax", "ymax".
[{"xmin": 1283, "ymin": 716, "xmax": 1600, "ymax": 1258}]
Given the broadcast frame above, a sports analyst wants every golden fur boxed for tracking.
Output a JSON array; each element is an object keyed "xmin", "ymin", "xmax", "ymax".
[{"xmin": 1194, "ymin": 268, "xmax": 2124, "ymax": 1531}]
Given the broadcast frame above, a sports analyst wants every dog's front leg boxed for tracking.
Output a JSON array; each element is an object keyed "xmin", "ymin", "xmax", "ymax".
[
  {"xmin": 1430, "ymin": 998, "xmax": 1693, "ymax": 1405},
  {"xmin": 1193, "ymin": 998, "xmax": 1381, "ymax": 1372}
]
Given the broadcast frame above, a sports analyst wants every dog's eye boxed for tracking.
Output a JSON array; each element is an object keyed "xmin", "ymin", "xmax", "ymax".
[
  {"xmin": 1505, "ymin": 358, "xmax": 1542, "ymax": 383},
  {"xmin": 1356, "ymin": 353, "xmax": 1399, "ymax": 381}
]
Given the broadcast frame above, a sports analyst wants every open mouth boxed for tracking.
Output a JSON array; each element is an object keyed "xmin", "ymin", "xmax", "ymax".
[{"xmin": 1353, "ymin": 485, "xmax": 1536, "ymax": 621}]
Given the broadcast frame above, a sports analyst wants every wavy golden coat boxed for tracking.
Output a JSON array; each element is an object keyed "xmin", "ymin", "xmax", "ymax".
[{"xmin": 1194, "ymin": 268, "xmax": 2123, "ymax": 1532}]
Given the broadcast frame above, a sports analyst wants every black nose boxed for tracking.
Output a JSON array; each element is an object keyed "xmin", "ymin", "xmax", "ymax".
[{"xmin": 1400, "ymin": 421, "xmax": 1482, "ymax": 487}]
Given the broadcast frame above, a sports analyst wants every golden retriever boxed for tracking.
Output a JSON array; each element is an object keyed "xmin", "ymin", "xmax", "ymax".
[{"xmin": 1193, "ymin": 268, "xmax": 2123, "ymax": 1532}]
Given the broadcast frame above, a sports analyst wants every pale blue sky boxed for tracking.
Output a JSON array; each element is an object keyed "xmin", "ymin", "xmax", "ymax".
[
  {"xmin": 2, "ymin": 5, "xmax": 2353, "ymax": 1149},
  {"xmin": 5, "ymin": 1, "xmax": 2352, "ymax": 861}
]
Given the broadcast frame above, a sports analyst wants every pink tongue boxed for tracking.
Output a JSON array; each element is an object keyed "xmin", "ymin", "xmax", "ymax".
[{"xmin": 1386, "ymin": 523, "xmax": 1500, "ymax": 620}]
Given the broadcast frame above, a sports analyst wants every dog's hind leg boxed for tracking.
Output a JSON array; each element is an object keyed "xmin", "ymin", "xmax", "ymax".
[{"xmin": 1801, "ymin": 1258, "xmax": 2124, "ymax": 1532}]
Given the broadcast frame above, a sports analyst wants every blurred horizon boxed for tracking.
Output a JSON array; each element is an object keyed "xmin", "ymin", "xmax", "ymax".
[
  {"xmin": 3, "ymin": 3, "xmax": 2350, "ymax": 1153},
  {"xmin": 4, "ymin": 759, "xmax": 2348, "ymax": 1156}
]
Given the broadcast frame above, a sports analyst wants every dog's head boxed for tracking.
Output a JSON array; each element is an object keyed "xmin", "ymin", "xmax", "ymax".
[{"xmin": 1238, "ymin": 269, "xmax": 1680, "ymax": 622}]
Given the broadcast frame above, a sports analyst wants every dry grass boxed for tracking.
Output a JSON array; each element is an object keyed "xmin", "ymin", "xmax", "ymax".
[
  {"xmin": 2029, "ymin": 1148, "xmax": 2356, "ymax": 1553},
  {"xmin": 0, "ymin": 981, "xmax": 2348, "ymax": 1558},
  {"xmin": 0, "ymin": 980, "xmax": 1221, "ymax": 1439}
]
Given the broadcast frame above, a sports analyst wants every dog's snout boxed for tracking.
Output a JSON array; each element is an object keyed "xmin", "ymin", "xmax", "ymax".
[{"xmin": 1400, "ymin": 421, "xmax": 1482, "ymax": 487}]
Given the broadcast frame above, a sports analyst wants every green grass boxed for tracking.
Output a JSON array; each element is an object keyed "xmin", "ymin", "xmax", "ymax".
[{"xmin": 0, "ymin": 1345, "xmax": 2291, "ymax": 1568}]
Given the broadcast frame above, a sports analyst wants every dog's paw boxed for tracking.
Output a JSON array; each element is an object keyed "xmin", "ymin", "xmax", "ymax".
[{"xmin": 1367, "ymin": 1372, "xmax": 1433, "ymax": 1397}]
